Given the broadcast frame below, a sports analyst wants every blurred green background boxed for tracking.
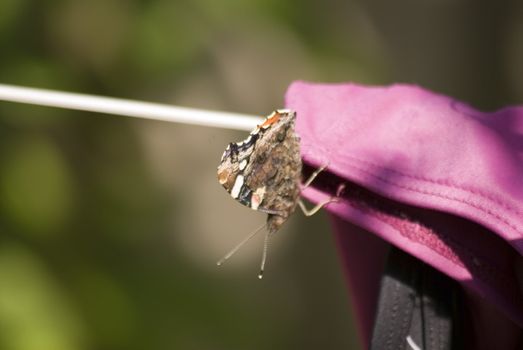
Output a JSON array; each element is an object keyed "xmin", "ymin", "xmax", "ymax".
[{"xmin": 0, "ymin": 1, "xmax": 521, "ymax": 349}]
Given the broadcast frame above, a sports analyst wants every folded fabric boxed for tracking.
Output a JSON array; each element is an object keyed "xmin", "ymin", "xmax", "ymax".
[{"xmin": 286, "ymin": 81, "xmax": 523, "ymax": 349}]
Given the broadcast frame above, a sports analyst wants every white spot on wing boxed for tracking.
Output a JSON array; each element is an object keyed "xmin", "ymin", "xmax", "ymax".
[
  {"xmin": 239, "ymin": 159, "xmax": 248, "ymax": 170},
  {"xmin": 231, "ymin": 175, "xmax": 244, "ymax": 199}
]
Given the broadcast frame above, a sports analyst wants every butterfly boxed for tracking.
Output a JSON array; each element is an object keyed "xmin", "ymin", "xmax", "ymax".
[{"xmin": 217, "ymin": 109, "xmax": 342, "ymax": 278}]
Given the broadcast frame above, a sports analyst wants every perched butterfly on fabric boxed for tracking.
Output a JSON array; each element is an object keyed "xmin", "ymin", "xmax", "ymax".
[{"xmin": 216, "ymin": 109, "xmax": 343, "ymax": 278}]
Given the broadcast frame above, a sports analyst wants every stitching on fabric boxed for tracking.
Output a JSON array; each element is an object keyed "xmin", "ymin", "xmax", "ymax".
[
  {"xmin": 428, "ymin": 305, "xmax": 435, "ymax": 350},
  {"xmin": 305, "ymin": 142, "xmax": 523, "ymax": 236},
  {"xmin": 305, "ymin": 113, "xmax": 522, "ymax": 219},
  {"xmin": 399, "ymin": 287, "xmax": 412, "ymax": 349},
  {"xmin": 386, "ymin": 282, "xmax": 400, "ymax": 349},
  {"xmin": 339, "ymin": 157, "xmax": 523, "ymax": 237},
  {"xmin": 344, "ymin": 153, "xmax": 523, "ymax": 218}
]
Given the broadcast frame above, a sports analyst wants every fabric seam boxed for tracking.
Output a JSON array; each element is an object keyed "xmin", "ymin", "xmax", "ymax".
[{"xmin": 305, "ymin": 142, "xmax": 523, "ymax": 238}]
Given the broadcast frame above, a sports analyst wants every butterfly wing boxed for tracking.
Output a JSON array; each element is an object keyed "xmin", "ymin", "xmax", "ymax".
[{"xmin": 217, "ymin": 110, "xmax": 302, "ymax": 232}]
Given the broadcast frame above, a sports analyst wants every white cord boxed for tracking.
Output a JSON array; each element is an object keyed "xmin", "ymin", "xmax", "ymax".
[{"xmin": 0, "ymin": 84, "xmax": 261, "ymax": 131}]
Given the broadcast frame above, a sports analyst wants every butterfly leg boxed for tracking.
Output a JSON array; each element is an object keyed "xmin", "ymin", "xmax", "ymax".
[
  {"xmin": 301, "ymin": 163, "xmax": 328, "ymax": 189},
  {"xmin": 298, "ymin": 183, "xmax": 346, "ymax": 217},
  {"xmin": 298, "ymin": 198, "xmax": 338, "ymax": 216}
]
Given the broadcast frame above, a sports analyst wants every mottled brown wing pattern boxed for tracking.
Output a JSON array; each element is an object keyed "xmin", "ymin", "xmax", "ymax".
[{"xmin": 216, "ymin": 110, "xmax": 302, "ymax": 233}]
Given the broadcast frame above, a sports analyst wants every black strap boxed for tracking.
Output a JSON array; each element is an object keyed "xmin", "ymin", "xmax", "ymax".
[{"xmin": 370, "ymin": 247, "xmax": 463, "ymax": 350}]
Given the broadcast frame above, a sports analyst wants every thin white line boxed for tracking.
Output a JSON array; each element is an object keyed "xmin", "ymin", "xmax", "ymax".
[
  {"xmin": 406, "ymin": 335, "xmax": 422, "ymax": 350},
  {"xmin": 0, "ymin": 84, "xmax": 261, "ymax": 131}
]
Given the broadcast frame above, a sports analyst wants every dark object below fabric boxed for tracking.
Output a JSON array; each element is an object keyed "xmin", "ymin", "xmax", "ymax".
[{"xmin": 370, "ymin": 247, "xmax": 460, "ymax": 350}]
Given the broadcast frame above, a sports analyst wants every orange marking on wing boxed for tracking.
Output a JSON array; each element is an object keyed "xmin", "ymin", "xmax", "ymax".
[
  {"xmin": 261, "ymin": 112, "xmax": 280, "ymax": 128},
  {"xmin": 217, "ymin": 169, "xmax": 230, "ymax": 185}
]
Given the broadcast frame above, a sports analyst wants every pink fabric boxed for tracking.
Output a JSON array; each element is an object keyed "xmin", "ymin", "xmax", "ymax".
[{"xmin": 285, "ymin": 81, "xmax": 523, "ymax": 347}]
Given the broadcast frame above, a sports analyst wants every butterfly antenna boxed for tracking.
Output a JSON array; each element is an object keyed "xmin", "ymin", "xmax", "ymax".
[
  {"xmin": 217, "ymin": 223, "xmax": 266, "ymax": 266},
  {"xmin": 258, "ymin": 231, "xmax": 271, "ymax": 279}
]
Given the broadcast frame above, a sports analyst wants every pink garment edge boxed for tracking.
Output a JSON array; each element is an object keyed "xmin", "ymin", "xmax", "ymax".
[{"xmin": 284, "ymin": 81, "xmax": 523, "ymax": 332}]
